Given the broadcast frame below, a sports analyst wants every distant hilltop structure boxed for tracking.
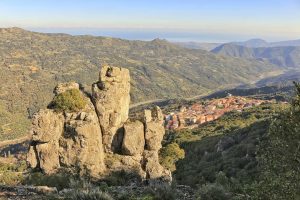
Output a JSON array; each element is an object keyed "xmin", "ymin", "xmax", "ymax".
[{"xmin": 26, "ymin": 65, "xmax": 171, "ymax": 183}]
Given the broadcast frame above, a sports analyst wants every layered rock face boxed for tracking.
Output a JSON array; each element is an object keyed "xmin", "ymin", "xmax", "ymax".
[{"xmin": 27, "ymin": 65, "xmax": 171, "ymax": 182}]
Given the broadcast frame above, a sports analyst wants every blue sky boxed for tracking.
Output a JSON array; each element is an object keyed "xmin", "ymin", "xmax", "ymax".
[{"xmin": 0, "ymin": 0, "xmax": 300, "ymax": 42}]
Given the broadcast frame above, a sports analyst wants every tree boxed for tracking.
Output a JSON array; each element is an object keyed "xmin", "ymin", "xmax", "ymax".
[{"xmin": 159, "ymin": 143, "xmax": 185, "ymax": 172}]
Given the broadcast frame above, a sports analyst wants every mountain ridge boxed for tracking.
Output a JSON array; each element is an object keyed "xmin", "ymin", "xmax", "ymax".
[
  {"xmin": 211, "ymin": 43, "xmax": 300, "ymax": 68},
  {"xmin": 175, "ymin": 38, "xmax": 300, "ymax": 51}
]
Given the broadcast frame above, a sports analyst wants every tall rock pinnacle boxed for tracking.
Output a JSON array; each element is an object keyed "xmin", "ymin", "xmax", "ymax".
[{"xmin": 92, "ymin": 65, "xmax": 130, "ymax": 153}]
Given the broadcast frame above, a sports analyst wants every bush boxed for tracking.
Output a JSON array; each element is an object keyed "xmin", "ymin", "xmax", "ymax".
[
  {"xmin": 197, "ymin": 183, "xmax": 232, "ymax": 200},
  {"xmin": 145, "ymin": 183, "xmax": 177, "ymax": 200},
  {"xmin": 24, "ymin": 172, "xmax": 73, "ymax": 191},
  {"xmin": 0, "ymin": 171, "xmax": 25, "ymax": 185},
  {"xmin": 159, "ymin": 143, "xmax": 185, "ymax": 171},
  {"xmin": 104, "ymin": 170, "xmax": 142, "ymax": 186},
  {"xmin": 0, "ymin": 160, "xmax": 27, "ymax": 185},
  {"xmin": 69, "ymin": 188, "xmax": 114, "ymax": 200},
  {"xmin": 51, "ymin": 89, "xmax": 87, "ymax": 112}
]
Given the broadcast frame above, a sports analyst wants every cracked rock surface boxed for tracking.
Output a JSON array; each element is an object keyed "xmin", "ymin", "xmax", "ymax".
[{"xmin": 27, "ymin": 65, "xmax": 171, "ymax": 182}]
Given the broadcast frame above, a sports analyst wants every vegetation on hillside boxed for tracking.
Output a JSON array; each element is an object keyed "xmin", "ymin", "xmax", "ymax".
[
  {"xmin": 159, "ymin": 98, "xmax": 299, "ymax": 199},
  {"xmin": 157, "ymin": 83, "xmax": 300, "ymax": 199},
  {"xmin": 246, "ymin": 82, "xmax": 300, "ymax": 199},
  {"xmin": 159, "ymin": 143, "xmax": 185, "ymax": 172},
  {"xmin": 0, "ymin": 27, "xmax": 280, "ymax": 141},
  {"xmin": 0, "ymin": 100, "xmax": 30, "ymax": 141},
  {"xmin": 0, "ymin": 87, "xmax": 299, "ymax": 199},
  {"xmin": 211, "ymin": 43, "xmax": 300, "ymax": 68}
]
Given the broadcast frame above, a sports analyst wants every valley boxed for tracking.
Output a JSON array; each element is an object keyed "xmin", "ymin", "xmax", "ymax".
[
  {"xmin": 0, "ymin": 28, "xmax": 299, "ymax": 200},
  {"xmin": 0, "ymin": 28, "xmax": 282, "ymax": 142}
]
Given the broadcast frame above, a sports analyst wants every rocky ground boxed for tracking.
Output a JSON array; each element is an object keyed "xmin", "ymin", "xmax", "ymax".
[{"xmin": 0, "ymin": 184, "xmax": 196, "ymax": 200}]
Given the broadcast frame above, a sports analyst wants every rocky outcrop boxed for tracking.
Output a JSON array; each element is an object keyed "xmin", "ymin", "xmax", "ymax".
[
  {"xmin": 122, "ymin": 120, "xmax": 145, "ymax": 156},
  {"xmin": 27, "ymin": 65, "xmax": 171, "ymax": 183},
  {"xmin": 27, "ymin": 109, "xmax": 64, "ymax": 173},
  {"xmin": 144, "ymin": 106, "xmax": 165, "ymax": 151},
  {"xmin": 92, "ymin": 65, "xmax": 130, "ymax": 153},
  {"xmin": 27, "ymin": 83, "xmax": 105, "ymax": 177},
  {"xmin": 58, "ymin": 100, "xmax": 105, "ymax": 177},
  {"xmin": 54, "ymin": 82, "xmax": 80, "ymax": 95}
]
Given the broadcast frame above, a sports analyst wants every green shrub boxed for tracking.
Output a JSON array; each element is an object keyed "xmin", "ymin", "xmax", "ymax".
[
  {"xmin": 0, "ymin": 160, "xmax": 27, "ymax": 185},
  {"xmin": 51, "ymin": 89, "xmax": 87, "ymax": 112},
  {"xmin": 145, "ymin": 183, "xmax": 177, "ymax": 200},
  {"xmin": 197, "ymin": 183, "xmax": 232, "ymax": 200},
  {"xmin": 0, "ymin": 171, "xmax": 25, "ymax": 185},
  {"xmin": 159, "ymin": 143, "xmax": 185, "ymax": 171}
]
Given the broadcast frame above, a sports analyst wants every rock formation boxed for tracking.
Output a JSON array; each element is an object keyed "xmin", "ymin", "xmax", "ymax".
[
  {"xmin": 27, "ymin": 82, "xmax": 105, "ymax": 177},
  {"xmin": 27, "ymin": 65, "xmax": 171, "ymax": 183},
  {"xmin": 92, "ymin": 65, "xmax": 130, "ymax": 153}
]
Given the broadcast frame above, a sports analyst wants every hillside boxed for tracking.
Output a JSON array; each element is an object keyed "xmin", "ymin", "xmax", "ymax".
[
  {"xmin": 161, "ymin": 98, "xmax": 299, "ymax": 199},
  {"xmin": 174, "ymin": 42, "xmax": 221, "ymax": 51},
  {"xmin": 211, "ymin": 43, "xmax": 300, "ymax": 68},
  {"xmin": 0, "ymin": 27, "xmax": 281, "ymax": 141}
]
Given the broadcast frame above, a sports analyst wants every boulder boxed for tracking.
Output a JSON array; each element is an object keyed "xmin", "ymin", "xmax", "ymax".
[
  {"xmin": 144, "ymin": 106, "xmax": 165, "ymax": 151},
  {"xmin": 142, "ymin": 150, "xmax": 171, "ymax": 182},
  {"xmin": 92, "ymin": 65, "xmax": 130, "ymax": 153},
  {"xmin": 54, "ymin": 82, "xmax": 79, "ymax": 95},
  {"xmin": 145, "ymin": 122, "xmax": 165, "ymax": 151},
  {"xmin": 26, "ymin": 109, "xmax": 63, "ymax": 173},
  {"xmin": 31, "ymin": 109, "xmax": 64, "ymax": 143},
  {"xmin": 36, "ymin": 141, "xmax": 60, "ymax": 174},
  {"xmin": 122, "ymin": 120, "xmax": 145, "ymax": 156},
  {"xmin": 59, "ymin": 109, "xmax": 105, "ymax": 177},
  {"xmin": 104, "ymin": 154, "xmax": 146, "ymax": 180}
]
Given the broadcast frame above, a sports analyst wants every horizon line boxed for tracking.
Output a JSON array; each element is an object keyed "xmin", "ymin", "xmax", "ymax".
[{"xmin": 1, "ymin": 26, "xmax": 300, "ymax": 43}]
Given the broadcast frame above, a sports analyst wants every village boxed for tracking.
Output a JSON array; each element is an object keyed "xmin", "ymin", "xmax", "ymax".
[{"xmin": 164, "ymin": 95, "xmax": 275, "ymax": 130}]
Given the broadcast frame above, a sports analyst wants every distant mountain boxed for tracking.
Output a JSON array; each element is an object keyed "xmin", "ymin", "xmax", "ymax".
[
  {"xmin": 0, "ymin": 27, "xmax": 280, "ymax": 140},
  {"xmin": 270, "ymin": 39, "xmax": 300, "ymax": 47},
  {"xmin": 232, "ymin": 38, "xmax": 269, "ymax": 48},
  {"xmin": 174, "ymin": 42, "xmax": 222, "ymax": 51},
  {"xmin": 175, "ymin": 38, "xmax": 300, "ymax": 51},
  {"xmin": 231, "ymin": 38, "xmax": 300, "ymax": 48},
  {"xmin": 211, "ymin": 43, "xmax": 300, "ymax": 68}
]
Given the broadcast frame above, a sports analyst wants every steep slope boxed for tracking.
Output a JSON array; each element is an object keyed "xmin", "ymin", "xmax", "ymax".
[
  {"xmin": 161, "ymin": 101, "xmax": 297, "ymax": 199},
  {"xmin": 211, "ymin": 43, "xmax": 300, "ymax": 68},
  {"xmin": 211, "ymin": 44, "xmax": 255, "ymax": 58},
  {"xmin": 0, "ymin": 27, "xmax": 279, "ymax": 140}
]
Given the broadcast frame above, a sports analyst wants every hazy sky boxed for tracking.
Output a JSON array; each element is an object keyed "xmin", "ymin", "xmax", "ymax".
[{"xmin": 1, "ymin": 0, "xmax": 300, "ymax": 42}]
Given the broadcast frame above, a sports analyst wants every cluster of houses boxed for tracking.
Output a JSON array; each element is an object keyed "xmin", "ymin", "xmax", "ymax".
[{"xmin": 164, "ymin": 95, "xmax": 274, "ymax": 130}]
